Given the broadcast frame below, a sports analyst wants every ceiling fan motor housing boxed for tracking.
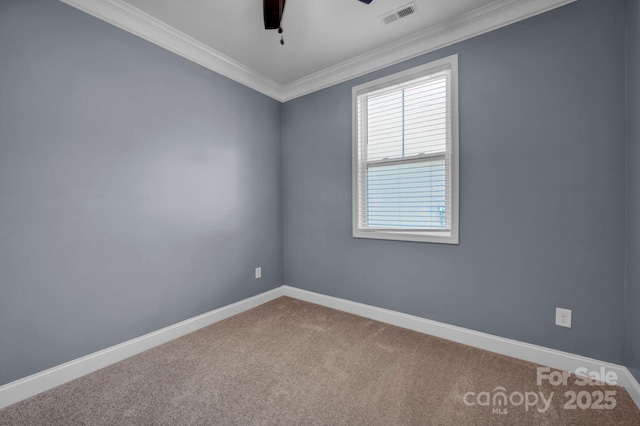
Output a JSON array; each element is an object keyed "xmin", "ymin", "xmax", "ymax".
[{"xmin": 264, "ymin": 0, "xmax": 286, "ymax": 30}]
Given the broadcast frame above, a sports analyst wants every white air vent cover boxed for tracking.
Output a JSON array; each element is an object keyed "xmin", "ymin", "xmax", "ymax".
[
  {"xmin": 382, "ymin": 14, "xmax": 399, "ymax": 25},
  {"xmin": 380, "ymin": 2, "xmax": 418, "ymax": 25}
]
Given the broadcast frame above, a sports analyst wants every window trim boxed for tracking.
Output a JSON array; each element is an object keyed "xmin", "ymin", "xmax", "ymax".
[{"xmin": 352, "ymin": 54, "xmax": 459, "ymax": 244}]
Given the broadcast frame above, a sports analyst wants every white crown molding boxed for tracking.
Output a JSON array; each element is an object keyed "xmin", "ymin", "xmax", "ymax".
[
  {"xmin": 280, "ymin": 0, "xmax": 576, "ymax": 101},
  {"xmin": 61, "ymin": 0, "xmax": 575, "ymax": 103},
  {"xmin": 60, "ymin": 0, "xmax": 285, "ymax": 101}
]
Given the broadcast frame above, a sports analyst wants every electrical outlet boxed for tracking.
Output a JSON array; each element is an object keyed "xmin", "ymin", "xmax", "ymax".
[
  {"xmin": 555, "ymin": 308, "xmax": 572, "ymax": 328},
  {"xmin": 255, "ymin": 267, "xmax": 262, "ymax": 279}
]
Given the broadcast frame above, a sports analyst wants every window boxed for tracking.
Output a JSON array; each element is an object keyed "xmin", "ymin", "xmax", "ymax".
[{"xmin": 352, "ymin": 55, "xmax": 459, "ymax": 244}]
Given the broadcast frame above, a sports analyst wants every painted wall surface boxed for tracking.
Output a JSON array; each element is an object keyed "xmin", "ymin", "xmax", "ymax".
[
  {"xmin": 283, "ymin": 0, "xmax": 627, "ymax": 363},
  {"xmin": 0, "ymin": 0, "xmax": 283, "ymax": 385},
  {"xmin": 626, "ymin": 0, "xmax": 640, "ymax": 381}
]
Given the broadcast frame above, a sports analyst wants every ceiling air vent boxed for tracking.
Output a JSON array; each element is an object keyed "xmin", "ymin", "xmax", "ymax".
[
  {"xmin": 397, "ymin": 5, "xmax": 415, "ymax": 18},
  {"xmin": 382, "ymin": 14, "xmax": 399, "ymax": 25},
  {"xmin": 380, "ymin": 2, "xmax": 417, "ymax": 25}
]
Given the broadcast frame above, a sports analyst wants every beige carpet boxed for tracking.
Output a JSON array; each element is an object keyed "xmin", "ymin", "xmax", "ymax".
[{"xmin": 1, "ymin": 296, "xmax": 639, "ymax": 425}]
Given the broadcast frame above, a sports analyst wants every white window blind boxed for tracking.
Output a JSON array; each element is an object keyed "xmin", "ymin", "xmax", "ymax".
[{"xmin": 352, "ymin": 56, "xmax": 459, "ymax": 244}]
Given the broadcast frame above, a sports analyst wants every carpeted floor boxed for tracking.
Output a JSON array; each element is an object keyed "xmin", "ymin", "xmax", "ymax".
[{"xmin": 1, "ymin": 296, "xmax": 639, "ymax": 425}]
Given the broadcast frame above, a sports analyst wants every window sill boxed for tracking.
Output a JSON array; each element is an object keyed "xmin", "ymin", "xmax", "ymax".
[{"xmin": 353, "ymin": 229, "xmax": 459, "ymax": 244}]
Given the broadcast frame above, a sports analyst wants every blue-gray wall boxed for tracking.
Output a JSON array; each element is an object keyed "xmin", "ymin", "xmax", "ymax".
[
  {"xmin": 283, "ymin": 0, "xmax": 627, "ymax": 364},
  {"xmin": 626, "ymin": 0, "xmax": 640, "ymax": 381},
  {"xmin": 2, "ymin": 0, "xmax": 637, "ymax": 388},
  {"xmin": 0, "ymin": 0, "xmax": 283, "ymax": 386}
]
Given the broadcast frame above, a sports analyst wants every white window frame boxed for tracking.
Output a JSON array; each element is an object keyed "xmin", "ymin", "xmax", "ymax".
[{"xmin": 352, "ymin": 55, "xmax": 459, "ymax": 244}]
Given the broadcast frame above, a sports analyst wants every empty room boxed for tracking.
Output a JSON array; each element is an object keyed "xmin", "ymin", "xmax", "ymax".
[{"xmin": 1, "ymin": 0, "xmax": 640, "ymax": 424}]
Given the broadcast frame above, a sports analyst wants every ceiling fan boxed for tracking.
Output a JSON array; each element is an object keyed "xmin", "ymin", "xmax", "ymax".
[{"xmin": 264, "ymin": 0, "xmax": 373, "ymax": 45}]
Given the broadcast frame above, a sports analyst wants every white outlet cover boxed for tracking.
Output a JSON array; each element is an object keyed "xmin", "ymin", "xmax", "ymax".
[
  {"xmin": 255, "ymin": 267, "xmax": 262, "ymax": 279},
  {"xmin": 555, "ymin": 307, "xmax": 572, "ymax": 328}
]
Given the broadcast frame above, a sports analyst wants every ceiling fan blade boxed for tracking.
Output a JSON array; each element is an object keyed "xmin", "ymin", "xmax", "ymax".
[
  {"xmin": 358, "ymin": 0, "xmax": 373, "ymax": 3},
  {"xmin": 264, "ymin": 0, "xmax": 286, "ymax": 30}
]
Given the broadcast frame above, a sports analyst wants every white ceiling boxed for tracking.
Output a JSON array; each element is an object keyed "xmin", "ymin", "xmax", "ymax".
[
  {"xmin": 122, "ymin": 0, "xmax": 495, "ymax": 85},
  {"xmin": 61, "ymin": 0, "xmax": 576, "ymax": 100}
]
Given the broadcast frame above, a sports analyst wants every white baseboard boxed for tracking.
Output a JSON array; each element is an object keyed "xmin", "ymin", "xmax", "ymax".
[
  {"xmin": 0, "ymin": 287, "xmax": 284, "ymax": 410},
  {"xmin": 2, "ymin": 284, "xmax": 639, "ymax": 412},
  {"xmin": 281, "ymin": 285, "xmax": 640, "ymax": 409},
  {"xmin": 626, "ymin": 370, "xmax": 640, "ymax": 409}
]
